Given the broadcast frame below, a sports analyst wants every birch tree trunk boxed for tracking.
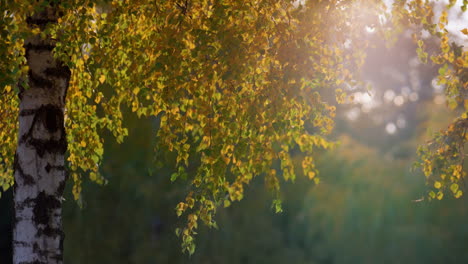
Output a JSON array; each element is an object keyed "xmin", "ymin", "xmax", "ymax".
[{"xmin": 13, "ymin": 6, "xmax": 70, "ymax": 264}]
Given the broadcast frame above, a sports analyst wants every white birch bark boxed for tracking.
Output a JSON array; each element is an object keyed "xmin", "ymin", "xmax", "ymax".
[{"xmin": 13, "ymin": 6, "xmax": 70, "ymax": 264}]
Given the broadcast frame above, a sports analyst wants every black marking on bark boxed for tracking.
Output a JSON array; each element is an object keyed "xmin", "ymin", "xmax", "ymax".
[
  {"xmin": 18, "ymin": 260, "xmax": 48, "ymax": 264},
  {"xmin": 62, "ymin": 77, "xmax": 69, "ymax": 103},
  {"xmin": 13, "ymin": 216, "xmax": 25, "ymax": 222},
  {"xmin": 13, "ymin": 241, "xmax": 30, "ymax": 246},
  {"xmin": 34, "ymin": 227, "xmax": 64, "ymax": 262},
  {"xmin": 20, "ymin": 108, "xmax": 40, "ymax": 144},
  {"xmin": 27, "ymin": 137, "xmax": 67, "ymax": 157},
  {"xmin": 50, "ymin": 63, "xmax": 71, "ymax": 103},
  {"xmin": 26, "ymin": 17, "xmax": 57, "ymax": 27},
  {"xmin": 44, "ymin": 163, "xmax": 50, "ymax": 172},
  {"xmin": 44, "ymin": 64, "xmax": 71, "ymax": 80},
  {"xmin": 37, "ymin": 226, "xmax": 62, "ymax": 237},
  {"xmin": 14, "ymin": 153, "xmax": 36, "ymax": 186},
  {"xmin": 18, "ymin": 80, "xmax": 26, "ymax": 100},
  {"xmin": 15, "ymin": 197, "xmax": 38, "ymax": 211},
  {"xmin": 51, "ymin": 253, "xmax": 64, "ymax": 262},
  {"xmin": 31, "ymin": 243, "xmax": 51, "ymax": 261},
  {"xmin": 59, "ymin": 230, "xmax": 64, "ymax": 254},
  {"xmin": 19, "ymin": 104, "xmax": 67, "ymax": 157},
  {"xmin": 32, "ymin": 191, "xmax": 60, "ymax": 226},
  {"xmin": 20, "ymin": 109, "xmax": 37, "ymax": 116},
  {"xmin": 45, "ymin": 163, "xmax": 65, "ymax": 173},
  {"xmin": 43, "ymin": 105, "xmax": 63, "ymax": 133},
  {"xmin": 28, "ymin": 70, "xmax": 54, "ymax": 89},
  {"xmin": 58, "ymin": 169, "xmax": 69, "ymax": 198},
  {"xmin": 56, "ymin": 178, "xmax": 66, "ymax": 197},
  {"xmin": 24, "ymin": 43, "xmax": 55, "ymax": 52},
  {"xmin": 32, "ymin": 242, "xmax": 49, "ymax": 257}
]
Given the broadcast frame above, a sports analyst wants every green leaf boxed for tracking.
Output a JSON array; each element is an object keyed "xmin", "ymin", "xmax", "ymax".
[
  {"xmin": 170, "ymin": 173, "xmax": 178, "ymax": 182},
  {"xmin": 272, "ymin": 199, "xmax": 283, "ymax": 213},
  {"xmin": 450, "ymin": 183, "xmax": 459, "ymax": 193}
]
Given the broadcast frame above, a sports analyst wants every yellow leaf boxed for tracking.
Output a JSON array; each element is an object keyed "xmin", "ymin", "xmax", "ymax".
[
  {"xmin": 434, "ymin": 181, "xmax": 442, "ymax": 189},
  {"xmin": 32, "ymin": 28, "xmax": 41, "ymax": 35},
  {"xmin": 450, "ymin": 183, "xmax": 459, "ymax": 193},
  {"xmin": 436, "ymin": 191, "xmax": 444, "ymax": 200},
  {"xmin": 80, "ymin": 141, "xmax": 87, "ymax": 147},
  {"xmin": 308, "ymin": 171, "xmax": 316, "ymax": 179},
  {"xmin": 99, "ymin": 75, "xmax": 106, "ymax": 84},
  {"xmin": 461, "ymin": 28, "xmax": 468, "ymax": 35},
  {"xmin": 313, "ymin": 177, "xmax": 320, "ymax": 185},
  {"xmin": 5, "ymin": 85, "xmax": 11, "ymax": 93}
]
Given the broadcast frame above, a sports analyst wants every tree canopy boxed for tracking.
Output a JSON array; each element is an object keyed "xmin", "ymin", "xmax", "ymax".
[{"xmin": 1, "ymin": 0, "xmax": 467, "ymax": 255}]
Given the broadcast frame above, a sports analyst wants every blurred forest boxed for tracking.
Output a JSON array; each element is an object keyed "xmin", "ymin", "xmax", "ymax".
[{"xmin": 2, "ymin": 9, "xmax": 468, "ymax": 264}]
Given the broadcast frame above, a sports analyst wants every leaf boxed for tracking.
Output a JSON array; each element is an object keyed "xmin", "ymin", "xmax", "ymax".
[
  {"xmin": 448, "ymin": 100, "xmax": 458, "ymax": 110},
  {"xmin": 272, "ymin": 199, "xmax": 283, "ymax": 213},
  {"xmin": 417, "ymin": 39, "xmax": 424, "ymax": 47},
  {"xmin": 99, "ymin": 74, "xmax": 106, "ymax": 84},
  {"xmin": 461, "ymin": 28, "xmax": 468, "ymax": 35},
  {"xmin": 450, "ymin": 183, "xmax": 459, "ymax": 193},
  {"xmin": 95, "ymin": 147, "xmax": 103, "ymax": 156},
  {"xmin": 436, "ymin": 191, "xmax": 444, "ymax": 200},
  {"xmin": 91, "ymin": 155, "xmax": 99, "ymax": 164},
  {"xmin": 438, "ymin": 64, "xmax": 448, "ymax": 76},
  {"xmin": 170, "ymin": 173, "xmax": 178, "ymax": 182},
  {"xmin": 308, "ymin": 171, "xmax": 316, "ymax": 179},
  {"xmin": 188, "ymin": 243, "xmax": 195, "ymax": 255}
]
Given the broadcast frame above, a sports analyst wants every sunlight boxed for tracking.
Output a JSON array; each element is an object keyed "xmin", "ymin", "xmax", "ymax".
[
  {"xmin": 346, "ymin": 107, "xmax": 361, "ymax": 121},
  {"xmin": 385, "ymin": 122, "xmax": 397, "ymax": 134},
  {"xmin": 384, "ymin": 90, "xmax": 396, "ymax": 103},
  {"xmin": 434, "ymin": 94, "xmax": 446, "ymax": 105},
  {"xmin": 338, "ymin": 0, "xmax": 468, "ymax": 138},
  {"xmin": 396, "ymin": 116, "xmax": 407, "ymax": 128},
  {"xmin": 393, "ymin": 95, "xmax": 405, "ymax": 106},
  {"xmin": 409, "ymin": 92, "xmax": 419, "ymax": 102},
  {"xmin": 431, "ymin": 78, "xmax": 444, "ymax": 93}
]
